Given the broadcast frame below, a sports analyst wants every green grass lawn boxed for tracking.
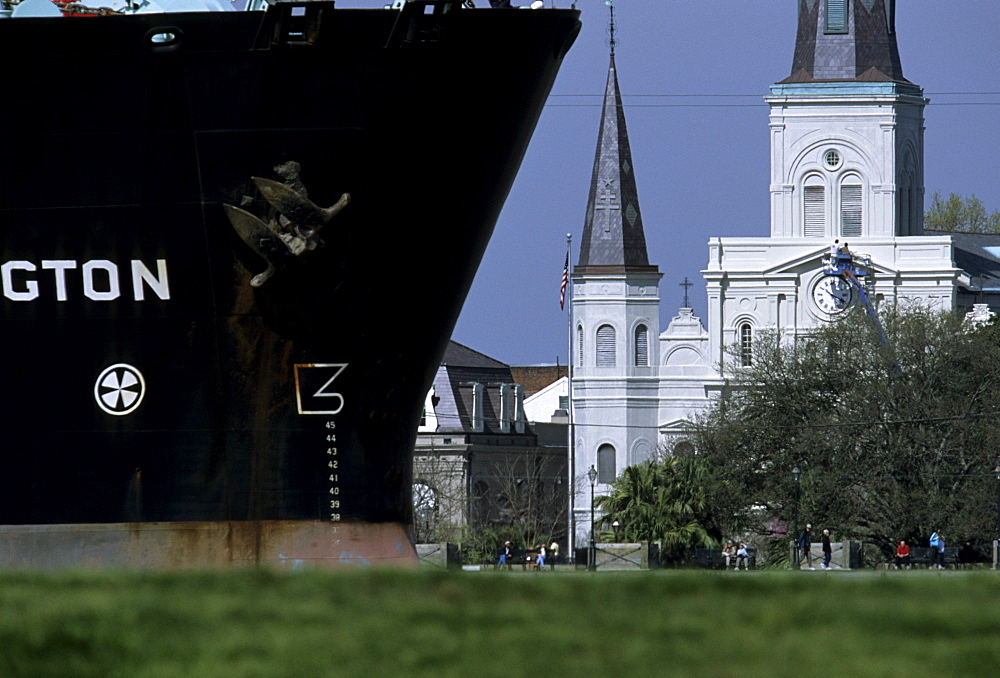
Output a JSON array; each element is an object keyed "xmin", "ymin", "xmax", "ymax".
[{"xmin": 0, "ymin": 569, "xmax": 998, "ymax": 677}]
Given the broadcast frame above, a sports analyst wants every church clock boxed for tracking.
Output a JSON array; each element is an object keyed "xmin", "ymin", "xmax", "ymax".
[{"xmin": 812, "ymin": 276, "xmax": 853, "ymax": 315}]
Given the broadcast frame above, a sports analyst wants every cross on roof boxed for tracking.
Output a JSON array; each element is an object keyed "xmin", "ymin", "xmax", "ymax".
[
  {"xmin": 680, "ymin": 277, "xmax": 693, "ymax": 308},
  {"xmin": 596, "ymin": 181, "xmax": 620, "ymax": 232},
  {"xmin": 607, "ymin": 0, "xmax": 616, "ymax": 56}
]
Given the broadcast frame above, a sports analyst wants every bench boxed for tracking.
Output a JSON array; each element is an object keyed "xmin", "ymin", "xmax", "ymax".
[
  {"xmin": 495, "ymin": 548, "xmax": 547, "ymax": 570},
  {"xmin": 905, "ymin": 546, "xmax": 958, "ymax": 568},
  {"xmin": 693, "ymin": 547, "xmax": 756, "ymax": 570}
]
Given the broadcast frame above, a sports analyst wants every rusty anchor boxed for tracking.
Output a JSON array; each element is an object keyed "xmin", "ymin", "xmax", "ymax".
[{"xmin": 225, "ymin": 164, "xmax": 350, "ymax": 287}]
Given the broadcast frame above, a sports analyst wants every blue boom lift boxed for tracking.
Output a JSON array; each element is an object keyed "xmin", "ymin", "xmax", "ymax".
[{"xmin": 823, "ymin": 245, "xmax": 889, "ymax": 347}]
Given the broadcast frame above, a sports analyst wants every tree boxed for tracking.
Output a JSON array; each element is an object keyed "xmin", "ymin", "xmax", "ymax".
[
  {"xmin": 413, "ymin": 448, "xmax": 567, "ymax": 564},
  {"xmin": 472, "ymin": 453, "xmax": 567, "ymax": 554},
  {"xmin": 412, "ymin": 450, "xmax": 470, "ymax": 543},
  {"xmin": 691, "ymin": 305, "xmax": 1000, "ymax": 560},
  {"xmin": 594, "ymin": 455, "xmax": 719, "ymax": 565},
  {"xmin": 925, "ymin": 192, "xmax": 1000, "ymax": 233}
]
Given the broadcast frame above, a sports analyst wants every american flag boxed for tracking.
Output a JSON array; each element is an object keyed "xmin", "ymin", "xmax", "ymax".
[{"xmin": 560, "ymin": 253, "xmax": 569, "ymax": 310}]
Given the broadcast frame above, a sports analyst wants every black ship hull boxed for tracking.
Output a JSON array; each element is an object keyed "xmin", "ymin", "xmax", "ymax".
[{"xmin": 0, "ymin": 3, "xmax": 579, "ymax": 567}]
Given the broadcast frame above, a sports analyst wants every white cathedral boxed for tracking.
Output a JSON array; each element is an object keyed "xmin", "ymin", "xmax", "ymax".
[{"xmin": 564, "ymin": 0, "xmax": 1000, "ymax": 547}]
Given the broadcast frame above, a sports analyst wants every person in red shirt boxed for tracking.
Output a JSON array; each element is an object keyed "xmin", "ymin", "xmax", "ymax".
[{"xmin": 894, "ymin": 540, "xmax": 911, "ymax": 570}]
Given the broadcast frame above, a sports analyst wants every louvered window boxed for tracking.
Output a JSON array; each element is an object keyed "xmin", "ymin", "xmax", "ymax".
[
  {"xmin": 804, "ymin": 185, "xmax": 825, "ymax": 237},
  {"xmin": 634, "ymin": 325, "xmax": 649, "ymax": 367},
  {"xmin": 739, "ymin": 323, "xmax": 753, "ymax": 368},
  {"xmin": 596, "ymin": 325, "xmax": 616, "ymax": 367},
  {"xmin": 825, "ymin": 0, "xmax": 848, "ymax": 33},
  {"xmin": 597, "ymin": 444, "xmax": 616, "ymax": 484},
  {"xmin": 577, "ymin": 325, "xmax": 584, "ymax": 367},
  {"xmin": 840, "ymin": 183, "xmax": 863, "ymax": 237}
]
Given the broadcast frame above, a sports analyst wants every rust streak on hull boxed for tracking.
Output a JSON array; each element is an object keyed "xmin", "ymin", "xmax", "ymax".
[{"xmin": 0, "ymin": 521, "xmax": 417, "ymax": 570}]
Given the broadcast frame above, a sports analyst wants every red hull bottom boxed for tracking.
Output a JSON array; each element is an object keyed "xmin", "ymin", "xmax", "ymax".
[{"xmin": 0, "ymin": 520, "xmax": 417, "ymax": 569}]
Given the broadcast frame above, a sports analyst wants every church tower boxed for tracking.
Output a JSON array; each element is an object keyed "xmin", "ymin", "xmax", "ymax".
[
  {"xmin": 570, "ymin": 11, "xmax": 661, "ymax": 544},
  {"xmin": 767, "ymin": 0, "xmax": 927, "ymax": 239},
  {"xmin": 704, "ymin": 0, "xmax": 958, "ymax": 370}
]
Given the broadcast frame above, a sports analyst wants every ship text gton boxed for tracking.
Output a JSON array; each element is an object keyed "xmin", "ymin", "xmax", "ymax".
[{"xmin": 0, "ymin": 259, "xmax": 170, "ymax": 302}]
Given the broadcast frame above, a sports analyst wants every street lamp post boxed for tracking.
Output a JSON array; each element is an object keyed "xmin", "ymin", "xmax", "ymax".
[
  {"xmin": 587, "ymin": 465, "xmax": 597, "ymax": 571},
  {"xmin": 994, "ymin": 463, "xmax": 1000, "ymax": 571},
  {"xmin": 792, "ymin": 466, "xmax": 801, "ymax": 568},
  {"xmin": 612, "ymin": 520, "xmax": 620, "ymax": 540}
]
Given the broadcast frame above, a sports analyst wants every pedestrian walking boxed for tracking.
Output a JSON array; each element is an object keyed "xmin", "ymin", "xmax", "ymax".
[
  {"xmin": 797, "ymin": 524, "xmax": 814, "ymax": 569},
  {"xmin": 929, "ymin": 530, "xmax": 941, "ymax": 569},
  {"xmin": 821, "ymin": 529, "xmax": 832, "ymax": 569},
  {"xmin": 934, "ymin": 532, "xmax": 946, "ymax": 569}
]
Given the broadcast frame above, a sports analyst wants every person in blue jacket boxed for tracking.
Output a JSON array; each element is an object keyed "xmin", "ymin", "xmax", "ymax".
[{"xmin": 929, "ymin": 531, "xmax": 942, "ymax": 569}]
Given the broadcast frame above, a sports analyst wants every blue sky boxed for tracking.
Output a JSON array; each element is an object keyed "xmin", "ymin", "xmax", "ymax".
[{"xmin": 356, "ymin": 1, "xmax": 1000, "ymax": 366}]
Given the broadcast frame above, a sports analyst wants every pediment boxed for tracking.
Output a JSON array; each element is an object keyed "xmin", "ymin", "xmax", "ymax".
[
  {"xmin": 659, "ymin": 418, "xmax": 697, "ymax": 432},
  {"xmin": 763, "ymin": 246, "xmax": 895, "ymax": 277}
]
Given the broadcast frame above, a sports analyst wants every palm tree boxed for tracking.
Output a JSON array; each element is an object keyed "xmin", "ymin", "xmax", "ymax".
[{"xmin": 595, "ymin": 456, "xmax": 717, "ymax": 565}]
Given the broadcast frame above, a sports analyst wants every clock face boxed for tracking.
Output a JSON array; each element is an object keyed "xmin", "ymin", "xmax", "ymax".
[{"xmin": 813, "ymin": 276, "xmax": 853, "ymax": 314}]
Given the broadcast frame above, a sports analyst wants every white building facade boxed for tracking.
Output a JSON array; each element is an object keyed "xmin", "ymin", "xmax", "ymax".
[{"xmin": 570, "ymin": 0, "xmax": 986, "ymax": 547}]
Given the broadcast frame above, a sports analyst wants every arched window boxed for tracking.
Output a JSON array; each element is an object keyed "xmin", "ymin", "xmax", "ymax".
[
  {"xmin": 840, "ymin": 176, "xmax": 863, "ymax": 237},
  {"xmin": 597, "ymin": 444, "xmax": 616, "ymax": 484},
  {"xmin": 471, "ymin": 480, "xmax": 490, "ymax": 525},
  {"xmin": 577, "ymin": 325, "xmax": 584, "ymax": 367},
  {"xmin": 634, "ymin": 324, "xmax": 649, "ymax": 367},
  {"xmin": 899, "ymin": 165, "xmax": 918, "ymax": 236},
  {"xmin": 803, "ymin": 175, "xmax": 825, "ymax": 237},
  {"xmin": 596, "ymin": 324, "xmax": 616, "ymax": 367},
  {"xmin": 899, "ymin": 172, "xmax": 911, "ymax": 235},
  {"xmin": 412, "ymin": 482, "xmax": 438, "ymax": 539},
  {"xmin": 739, "ymin": 322, "xmax": 753, "ymax": 367}
]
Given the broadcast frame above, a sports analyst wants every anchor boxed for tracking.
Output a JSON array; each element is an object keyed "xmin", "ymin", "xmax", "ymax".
[{"xmin": 225, "ymin": 162, "xmax": 350, "ymax": 287}]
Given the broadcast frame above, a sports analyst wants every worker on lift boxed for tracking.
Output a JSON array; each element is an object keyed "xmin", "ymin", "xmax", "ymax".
[
  {"xmin": 826, "ymin": 240, "xmax": 854, "ymax": 274},
  {"xmin": 822, "ymin": 241, "xmax": 892, "ymax": 350}
]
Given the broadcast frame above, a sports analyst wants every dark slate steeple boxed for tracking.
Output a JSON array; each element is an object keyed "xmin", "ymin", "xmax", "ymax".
[
  {"xmin": 577, "ymin": 42, "xmax": 654, "ymax": 274},
  {"xmin": 781, "ymin": 0, "xmax": 909, "ymax": 84}
]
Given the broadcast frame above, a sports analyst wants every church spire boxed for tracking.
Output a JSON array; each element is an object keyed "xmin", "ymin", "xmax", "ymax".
[
  {"xmin": 781, "ymin": 0, "xmax": 909, "ymax": 84},
  {"xmin": 577, "ymin": 9, "xmax": 653, "ymax": 274}
]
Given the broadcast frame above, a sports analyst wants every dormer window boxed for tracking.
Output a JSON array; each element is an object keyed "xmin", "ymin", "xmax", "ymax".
[{"xmin": 471, "ymin": 382, "xmax": 484, "ymax": 432}]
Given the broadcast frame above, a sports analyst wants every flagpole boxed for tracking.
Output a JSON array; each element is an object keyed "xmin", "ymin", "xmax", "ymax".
[{"xmin": 565, "ymin": 233, "xmax": 575, "ymax": 559}]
